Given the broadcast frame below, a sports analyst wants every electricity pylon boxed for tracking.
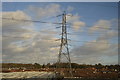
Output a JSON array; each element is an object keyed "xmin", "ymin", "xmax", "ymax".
[{"xmin": 57, "ymin": 11, "xmax": 73, "ymax": 77}]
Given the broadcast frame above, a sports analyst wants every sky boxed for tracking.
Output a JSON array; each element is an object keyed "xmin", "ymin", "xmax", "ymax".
[{"xmin": 2, "ymin": 2, "xmax": 118, "ymax": 65}]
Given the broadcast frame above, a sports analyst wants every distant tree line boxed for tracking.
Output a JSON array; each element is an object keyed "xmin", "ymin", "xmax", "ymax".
[
  {"xmin": 2, "ymin": 63, "xmax": 120, "ymax": 71},
  {"xmin": 50, "ymin": 63, "xmax": 119, "ymax": 70}
]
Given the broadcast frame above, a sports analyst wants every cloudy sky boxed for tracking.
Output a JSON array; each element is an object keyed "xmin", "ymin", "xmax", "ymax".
[{"xmin": 2, "ymin": 2, "xmax": 118, "ymax": 65}]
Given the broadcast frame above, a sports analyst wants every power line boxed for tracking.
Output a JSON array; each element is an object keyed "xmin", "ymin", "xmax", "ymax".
[
  {"xmin": 2, "ymin": 35, "xmax": 60, "ymax": 41},
  {"xmin": 3, "ymin": 27, "xmax": 118, "ymax": 36},
  {"xmin": 2, "ymin": 17, "xmax": 118, "ymax": 31},
  {"xmin": 3, "ymin": 35, "xmax": 117, "ymax": 45},
  {"xmin": 58, "ymin": 23, "xmax": 119, "ymax": 31},
  {"xmin": 2, "ymin": 17, "xmax": 62, "ymax": 25},
  {"xmin": 67, "ymin": 23, "xmax": 119, "ymax": 31},
  {"xmin": 3, "ymin": 27, "xmax": 61, "ymax": 35},
  {"xmin": 69, "ymin": 40, "xmax": 116, "ymax": 44},
  {"xmin": 55, "ymin": 38, "xmax": 116, "ymax": 44},
  {"xmin": 36, "ymin": 14, "xmax": 63, "ymax": 21},
  {"xmin": 3, "ymin": 26, "xmax": 59, "ymax": 31},
  {"xmin": 67, "ymin": 33, "xmax": 118, "ymax": 39},
  {"xmin": 2, "ymin": 35, "xmax": 31, "ymax": 39},
  {"xmin": 65, "ymin": 32, "xmax": 106, "ymax": 36},
  {"xmin": 68, "ymin": 33, "xmax": 104, "ymax": 36},
  {"xmin": 3, "ymin": 32, "xmax": 117, "ymax": 40},
  {"xmin": 58, "ymin": 31, "xmax": 118, "ymax": 40}
]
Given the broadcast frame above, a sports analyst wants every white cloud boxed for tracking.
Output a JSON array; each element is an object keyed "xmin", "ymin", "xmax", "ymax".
[
  {"xmin": 2, "ymin": 11, "xmax": 34, "ymax": 39},
  {"xmin": 26, "ymin": 4, "xmax": 61, "ymax": 20},
  {"xmin": 2, "ymin": 10, "xmax": 33, "ymax": 28},
  {"xmin": 2, "ymin": 10, "xmax": 35, "ymax": 42},
  {"xmin": 89, "ymin": 20, "xmax": 111, "ymax": 33},
  {"xmin": 21, "ymin": 33, "xmax": 36, "ymax": 39},
  {"xmin": 2, "ymin": 4, "xmax": 77, "ymax": 64},
  {"xmin": 8, "ymin": 44, "xmax": 27, "ymax": 52},
  {"xmin": 98, "ymin": 30, "xmax": 118, "ymax": 40},
  {"xmin": 89, "ymin": 19, "xmax": 118, "ymax": 33},
  {"xmin": 2, "ymin": 4, "xmax": 117, "ymax": 65},
  {"xmin": 2, "ymin": 29, "xmax": 60, "ymax": 64},
  {"xmin": 2, "ymin": 10, "xmax": 37, "ymax": 63},
  {"xmin": 72, "ymin": 21, "xmax": 85, "ymax": 31},
  {"xmin": 66, "ymin": 14, "xmax": 80, "ymax": 22},
  {"xmin": 72, "ymin": 39, "xmax": 110, "ymax": 55},
  {"xmin": 71, "ymin": 18, "xmax": 118, "ymax": 64},
  {"xmin": 67, "ymin": 6, "xmax": 74, "ymax": 12},
  {"xmin": 66, "ymin": 14, "xmax": 85, "ymax": 31},
  {"xmin": 2, "ymin": 4, "xmax": 64, "ymax": 64}
]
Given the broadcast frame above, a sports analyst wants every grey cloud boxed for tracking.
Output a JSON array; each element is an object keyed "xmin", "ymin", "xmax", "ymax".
[{"xmin": 70, "ymin": 39, "xmax": 118, "ymax": 64}]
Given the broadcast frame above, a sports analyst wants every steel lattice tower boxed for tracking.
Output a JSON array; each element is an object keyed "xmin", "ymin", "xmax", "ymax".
[{"xmin": 57, "ymin": 11, "xmax": 73, "ymax": 77}]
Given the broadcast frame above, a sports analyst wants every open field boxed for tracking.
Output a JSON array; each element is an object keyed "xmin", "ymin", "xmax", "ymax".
[
  {"xmin": 0, "ymin": 71, "xmax": 118, "ymax": 80},
  {"xmin": 1, "ymin": 68, "xmax": 118, "ymax": 79},
  {"xmin": 0, "ymin": 72, "xmax": 56, "ymax": 79}
]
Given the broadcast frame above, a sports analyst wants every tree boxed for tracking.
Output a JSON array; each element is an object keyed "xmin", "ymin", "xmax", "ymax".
[
  {"xmin": 42, "ymin": 64, "xmax": 45, "ymax": 68},
  {"xmin": 46, "ymin": 63, "xmax": 50, "ymax": 68},
  {"xmin": 95, "ymin": 63, "xmax": 103, "ymax": 69},
  {"xmin": 34, "ymin": 63, "xmax": 41, "ymax": 69}
]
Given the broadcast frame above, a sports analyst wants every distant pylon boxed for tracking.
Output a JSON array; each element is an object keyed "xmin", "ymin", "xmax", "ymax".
[{"xmin": 57, "ymin": 11, "xmax": 73, "ymax": 77}]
